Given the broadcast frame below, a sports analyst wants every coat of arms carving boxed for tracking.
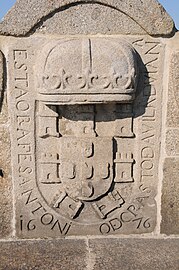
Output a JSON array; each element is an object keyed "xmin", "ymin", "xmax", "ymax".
[
  {"xmin": 7, "ymin": 35, "xmax": 162, "ymax": 237},
  {"xmin": 35, "ymin": 38, "xmax": 137, "ymax": 223}
]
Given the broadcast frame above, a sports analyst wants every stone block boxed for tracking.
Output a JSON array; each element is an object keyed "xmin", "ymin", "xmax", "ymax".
[
  {"xmin": 0, "ymin": 125, "xmax": 12, "ymax": 237},
  {"xmin": 161, "ymin": 158, "xmax": 179, "ymax": 234},
  {"xmin": 89, "ymin": 238, "xmax": 179, "ymax": 270},
  {"xmin": 0, "ymin": 239, "xmax": 86, "ymax": 270},
  {"xmin": 166, "ymin": 129, "xmax": 179, "ymax": 156},
  {"xmin": 167, "ymin": 52, "xmax": 179, "ymax": 128},
  {"xmin": 0, "ymin": 50, "xmax": 12, "ymax": 238},
  {"xmin": 3, "ymin": 36, "xmax": 166, "ymax": 238},
  {"xmin": 0, "ymin": 0, "xmax": 177, "ymax": 247},
  {"xmin": 0, "ymin": 0, "xmax": 175, "ymax": 36},
  {"xmin": 0, "ymin": 50, "xmax": 3, "ymax": 103},
  {"xmin": 0, "ymin": 238, "xmax": 178, "ymax": 269}
]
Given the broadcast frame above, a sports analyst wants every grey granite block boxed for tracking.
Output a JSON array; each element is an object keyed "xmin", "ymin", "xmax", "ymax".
[
  {"xmin": 89, "ymin": 238, "xmax": 179, "ymax": 270},
  {"xmin": 0, "ymin": 238, "xmax": 178, "ymax": 270},
  {"xmin": 0, "ymin": 0, "xmax": 175, "ymax": 37},
  {"xmin": 161, "ymin": 158, "xmax": 179, "ymax": 235},
  {"xmin": 0, "ymin": 51, "xmax": 12, "ymax": 238},
  {"xmin": 0, "ymin": 239, "xmax": 86, "ymax": 270},
  {"xmin": 167, "ymin": 52, "xmax": 179, "ymax": 128},
  {"xmin": 166, "ymin": 129, "xmax": 179, "ymax": 156}
]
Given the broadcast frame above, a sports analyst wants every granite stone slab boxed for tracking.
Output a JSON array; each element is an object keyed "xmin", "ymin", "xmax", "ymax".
[
  {"xmin": 0, "ymin": 0, "xmax": 175, "ymax": 37},
  {"xmin": 2, "ymin": 35, "xmax": 165, "ymax": 238},
  {"xmin": 0, "ymin": 239, "xmax": 86, "ymax": 270},
  {"xmin": 161, "ymin": 158, "xmax": 179, "ymax": 235},
  {"xmin": 0, "ymin": 50, "xmax": 12, "ymax": 238},
  {"xmin": 0, "ymin": 0, "xmax": 178, "ymax": 248},
  {"xmin": 0, "ymin": 51, "xmax": 3, "ymax": 103},
  {"xmin": 89, "ymin": 238, "xmax": 179, "ymax": 270},
  {"xmin": 167, "ymin": 52, "xmax": 179, "ymax": 128},
  {"xmin": 0, "ymin": 126, "xmax": 12, "ymax": 238},
  {"xmin": 0, "ymin": 238, "xmax": 178, "ymax": 270},
  {"xmin": 166, "ymin": 129, "xmax": 179, "ymax": 156}
]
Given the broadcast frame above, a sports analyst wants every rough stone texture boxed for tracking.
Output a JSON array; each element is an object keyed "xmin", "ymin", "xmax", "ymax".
[
  {"xmin": 0, "ymin": 238, "xmax": 178, "ymax": 269},
  {"xmin": 0, "ymin": 0, "xmax": 175, "ymax": 37},
  {"xmin": 36, "ymin": 38, "xmax": 138, "ymax": 103},
  {"xmin": 0, "ymin": 239, "xmax": 86, "ymax": 270},
  {"xmin": 161, "ymin": 158, "xmax": 179, "ymax": 234},
  {"xmin": 0, "ymin": 1, "xmax": 178, "ymax": 269},
  {"xmin": 166, "ymin": 129, "xmax": 179, "ymax": 156},
  {"xmin": 0, "ymin": 51, "xmax": 3, "ymax": 102},
  {"xmin": 5, "ymin": 35, "xmax": 165, "ymax": 238},
  {"xmin": 164, "ymin": 45, "xmax": 179, "ymax": 235},
  {"xmin": 0, "ymin": 125, "xmax": 12, "ymax": 238},
  {"xmin": 89, "ymin": 238, "xmax": 179, "ymax": 270},
  {"xmin": 167, "ymin": 52, "xmax": 179, "ymax": 128},
  {"xmin": 0, "ymin": 49, "xmax": 12, "ymax": 238},
  {"xmin": 34, "ymin": 4, "xmax": 147, "ymax": 35}
]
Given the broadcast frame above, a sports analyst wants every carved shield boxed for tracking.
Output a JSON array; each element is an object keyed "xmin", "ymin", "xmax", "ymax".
[{"xmin": 60, "ymin": 137, "xmax": 113, "ymax": 201}]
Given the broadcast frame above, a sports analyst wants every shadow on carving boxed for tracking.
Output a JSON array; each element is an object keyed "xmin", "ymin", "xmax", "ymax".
[
  {"xmin": 133, "ymin": 52, "xmax": 151, "ymax": 118},
  {"xmin": 0, "ymin": 51, "xmax": 6, "ymax": 113},
  {"xmin": 35, "ymin": 53, "xmax": 151, "ymax": 221},
  {"xmin": 44, "ymin": 52, "xmax": 149, "ymax": 122},
  {"xmin": 0, "ymin": 169, "xmax": 4, "ymax": 178}
]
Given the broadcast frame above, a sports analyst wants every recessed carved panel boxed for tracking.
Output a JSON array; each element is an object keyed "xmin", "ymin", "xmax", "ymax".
[{"xmin": 7, "ymin": 36, "xmax": 164, "ymax": 238}]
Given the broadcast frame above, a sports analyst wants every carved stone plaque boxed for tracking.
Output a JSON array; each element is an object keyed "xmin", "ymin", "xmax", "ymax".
[{"xmin": 7, "ymin": 35, "xmax": 164, "ymax": 238}]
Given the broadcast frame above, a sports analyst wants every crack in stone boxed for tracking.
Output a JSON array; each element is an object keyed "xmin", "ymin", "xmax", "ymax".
[{"xmin": 86, "ymin": 239, "xmax": 96, "ymax": 270}]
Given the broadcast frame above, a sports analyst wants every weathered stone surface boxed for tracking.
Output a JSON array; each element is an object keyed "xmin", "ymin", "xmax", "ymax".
[
  {"xmin": 0, "ymin": 122, "xmax": 12, "ymax": 238},
  {"xmin": 0, "ymin": 0, "xmax": 178, "ymax": 249},
  {"xmin": 4, "ymin": 35, "xmax": 165, "ymax": 238},
  {"xmin": 167, "ymin": 52, "xmax": 179, "ymax": 128},
  {"xmin": 0, "ymin": 51, "xmax": 3, "ymax": 103},
  {"xmin": 0, "ymin": 239, "xmax": 86, "ymax": 270},
  {"xmin": 89, "ymin": 238, "xmax": 179, "ymax": 270},
  {"xmin": 161, "ymin": 158, "xmax": 179, "ymax": 234},
  {"xmin": 36, "ymin": 38, "xmax": 138, "ymax": 103},
  {"xmin": 34, "ymin": 4, "xmax": 147, "ymax": 36},
  {"xmin": 0, "ymin": 49, "xmax": 12, "ymax": 238},
  {"xmin": 0, "ymin": 0, "xmax": 175, "ymax": 37},
  {"xmin": 166, "ymin": 129, "xmax": 179, "ymax": 156},
  {"xmin": 0, "ymin": 238, "xmax": 178, "ymax": 269},
  {"xmin": 0, "ymin": 105, "xmax": 13, "ymax": 238}
]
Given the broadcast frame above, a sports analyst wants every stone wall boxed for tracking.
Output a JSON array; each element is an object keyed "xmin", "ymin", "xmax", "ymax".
[{"xmin": 0, "ymin": 0, "xmax": 178, "ymax": 269}]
